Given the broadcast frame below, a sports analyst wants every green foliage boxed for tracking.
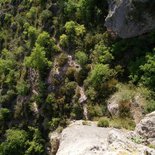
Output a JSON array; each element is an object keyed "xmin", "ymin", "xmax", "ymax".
[
  {"xmin": 57, "ymin": 53, "xmax": 68, "ymax": 67},
  {"xmin": 40, "ymin": 9, "xmax": 52, "ymax": 23},
  {"xmin": 24, "ymin": 44, "xmax": 51, "ymax": 72},
  {"xmin": 0, "ymin": 128, "xmax": 44, "ymax": 155},
  {"xmin": 26, "ymin": 26, "xmax": 39, "ymax": 47},
  {"xmin": 87, "ymin": 104, "xmax": 105, "ymax": 120},
  {"xmin": 26, "ymin": 7, "xmax": 38, "ymax": 20},
  {"xmin": 0, "ymin": 108, "xmax": 10, "ymax": 122},
  {"xmin": 36, "ymin": 31, "xmax": 54, "ymax": 48},
  {"xmin": 109, "ymin": 117, "xmax": 136, "ymax": 130},
  {"xmin": 49, "ymin": 118, "xmax": 61, "ymax": 131},
  {"xmin": 140, "ymin": 53, "xmax": 155, "ymax": 90},
  {"xmin": 65, "ymin": 21, "xmax": 86, "ymax": 37},
  {"xmin": 70, "ymin": 103, "xmax": 83, "ymax": 119},
  {"xmin": 131, "ymin": 135, "xmax": 144, "ymax": 144},
  {"xmin": 59, "ymin": 34, "xmax": 68, "ymax": 47},
  {"xmin": 0, "ymin": 129, "xmax": 28, "ymax": 155},
  {"xmin": 25, "ymin": 127, "xmax": 44, "ymax": 155},
  {"xmin": 87, "ymin": 64, "xmax": 116, "ymax": 88},
  {"xmin": 1, "ymin": 0, "xmax": 155, "ymax": 154},
  {"xmin": 97, "ymin": 118, "xmax": 109, "ymax": 127},
  {"xmin": 93, "ymin": 43, "xmax": 114, "ymax": 64},
  {"xmin": 75, "ymin": 51, "xmax": 88, "ymax": 66},
  {"xmin": 16, "ymin": 80, "xmax": 30, "ymax": 96}
]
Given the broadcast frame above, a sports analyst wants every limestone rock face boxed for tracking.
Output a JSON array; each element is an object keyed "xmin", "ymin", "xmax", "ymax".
[
  {"xmin": 107, "ymin": 94, "xmax": 143, "ymax": 123},
  {"xmin": 56, "ymin": 121, "xmax": 155, "ymax": 155},
  {"xmin": 135, "ymin": 111, "xmax": 155, "ymax": 145},
  {"xmin": 49, "ymin": 132, "xmax": 60, "ymax": 155},
  {"xmin": 105, "ymin": 0, "xmax": 155, "ymax": 38},
  {"xmin": 107, "ymin": 97, "xmax": 119, "ymax": 117}
]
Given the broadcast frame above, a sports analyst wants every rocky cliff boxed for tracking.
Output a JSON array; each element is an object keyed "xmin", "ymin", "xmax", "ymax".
[
  {"xmin": 49, "ymin": 111, "xmax": 155, "ymax": 155},
  {"xmin": 52, "ymin": 119, "xmax": 155, "ymax": 155},
  {"xmin": 105, "ymin": 0, "xmax": 155, "ymax": 38}
]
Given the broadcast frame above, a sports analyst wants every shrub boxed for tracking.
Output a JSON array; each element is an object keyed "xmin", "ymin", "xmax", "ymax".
[
  {"xmin": 109, "ymin": 118, "xmax": 136, "ymax": 130},
  {"xmin": 16, "ymin": 80, "xmax": 30, "ymax": 96},
  {"xmin": 87, "ymin": 64, "xmax": 116, "ymax": 89},
  {"xmin": 140, "ymin": 53, "xmax": 155, "ymax": 90},
  {"xmin": 40, "ymin": 9, "xmax": 52, "ymax": 23},
  {"xmin": 70, "ymin": 103, "xmax": 83, "ymax": 120},
  {"xmin": 87, "ymin": 104, "xmax": 104, "ymax": 120},
  {"xmin": 97, "ymin": 118, "xmax": 109, "ymax": 127},
  {"xmin": 60, "ymin": 34, "xmax": 68, "ymax": 47},
  {"xmin": 49, "ymin": 118, "xmax": 60, "ymax": 131},
  {"xmin": 0, "ymin": 129, "xmax": 28, "ymax": 155},
  {"xmin": 93, "ymin": 43, "xmax": 114, "ymax": 64},
  {"xmin": 75, "ymin": 51, "xmax": 88, "ymax": 66},
  {"xmin": 24, "ymin": 44, "xmax": 51, "ymax": 72},
  {"xmin": 82, "ymin": 121, "xmax": 91, "ymax": 126},
  {"xmin": 66, "ymin": 67, "xmax": 76, "ymax": 81},
  {"xmin": 0, "ymin": 108, "xmax": 10, "ymax": 122},
  {"xmin": 57, "ymin": 53, "xmax": 68, "ymax": 67},
  {"xmin": 26, "ymin": 7, "xmax": 37, "ymax": 20}
]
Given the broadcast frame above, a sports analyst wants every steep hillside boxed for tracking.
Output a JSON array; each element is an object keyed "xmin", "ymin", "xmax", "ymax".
[{"xmin": 0, "ymin": 0, "xmax": 155, "ymax": 154}]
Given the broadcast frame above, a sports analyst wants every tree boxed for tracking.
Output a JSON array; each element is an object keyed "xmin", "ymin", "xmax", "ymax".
[
  {"xmin": 36, "ymin": 31, "xmax": 53, "ymax": 48},
  {"xmin": 64, "ymin": 21, "xmax": 86, "ymax": 37},
  {"xmin": 24, "ymin": 44, "xmax": 51, "ymax": 72},
  {"xmin": 0, "ymin": 108, "xmax": 10, "ymax": 123},
  {"xmin": 0, "ymin": 129, "xmax": 28, "ymax": 155},
  {"xmin": 93, "ymin": 44, "xmax": 114, "ymax": 64},
  {"xmin": 25, "ymin": 127, "xmax": 44, "ymax": 155},
  {"xmin": 87, "ymin": 64, "xmax": 116, "ymax": 88},
  {"xmin": 140, "ymin": 53, "xmax": 155, "ymax": 90},
  {"xmin": 36, "ymin": 31, "xmax": 55, "ymax": 57},
  {"xmin": 59, "ymin": 34, "xmax": 68, "ymax": 47},
  {"xmin": 75, "ymin": 51, "xmax": 88, "ymax": 66}
]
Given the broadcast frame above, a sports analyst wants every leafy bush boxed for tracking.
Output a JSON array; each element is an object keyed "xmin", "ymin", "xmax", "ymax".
[
  {"xmin": 97, "ymin": 118, "xmax": 109, "ymax": 127},
  {"xmin": 57, "ymin": 53, "xmax": 68, "ymax": 67},
  {"xmin": 86, "ymin": 64, "xmax": 116, "ymax": 88},
  {"xmin": 0, "ymin": 129, "xmax": 28, "ymax": 155},
  {"xmin": 140, "ymin": 53, "xmax": 155, "ymax": 90},
  {"xmin": 16, "ymin": 81, "xmax": 30, "ymax": 96},
  {"xmin": 49, "ymin": 118, "xmax": 61, "ymax": 131},
  {"xmin": 24, "ymin": 44, "xmax": 51, "ymax": 72},
  {"xmin": 60, "ymin": 34, "xmax": 68, "ymax": 47},
  {"xmin": 75, "ymin": 51, "xmax": 88, "ymax": 66},
  {"xmin": 87, "ymin": 104, "xmax": 105, "ymax": 120},
  {"xmin": 70, "ymin": 103, "xmax": 83, "ymax": 120},
  {"xmin": 109, "ymin": 118, "xmax": 136, "ymax": 130},
  {"xmin": 0, "ymin": 108, "xmax": 10, "ymax": 122}
]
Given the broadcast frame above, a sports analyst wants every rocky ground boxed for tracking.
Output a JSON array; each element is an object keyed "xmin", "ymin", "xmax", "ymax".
[{"xmin": 49, "ymin": 111, "xmax": 155, "ymax": 155}]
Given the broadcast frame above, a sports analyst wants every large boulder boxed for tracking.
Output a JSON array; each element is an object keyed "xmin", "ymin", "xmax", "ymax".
[
  {"xmin": 107, "ymin": 94, "xmax": 143, "ymax": 123},
  {"xmin": 107, "ymin": 99, "xmax": 119, "ymax": 117},
  {"xmin": 56, "ymin": 121, "xmax": 155, "ymax": 155},
  {"xmin": 105, "ymin": 0, "xmax": 155, "ymax": 38},
  {"xmin": 135, "ymin": 111, "xmax": 155, "ymax": 145}
]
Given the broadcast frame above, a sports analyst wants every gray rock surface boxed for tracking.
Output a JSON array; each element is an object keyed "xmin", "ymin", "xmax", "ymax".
[
  {"xmin": 56, "ymin": 120, "xmax": 155, "ymax": 155},
  {"xmin": 135, "ymin": 111, "xmax": 155, "ymax": 144},
  {"xmin": 107, "ymin": 97, "xmax": 120, "ymax": 117},
  {"xmin": 105, "ymin": 0, "xmax": 155, "ymax": 38},
  {"xmin": 49, "ymin": 132, "xmax": 60, "ymax": 155},
  {"xmin": 107, "ymin": 94, "xmax": 143, "ymax": 123}
]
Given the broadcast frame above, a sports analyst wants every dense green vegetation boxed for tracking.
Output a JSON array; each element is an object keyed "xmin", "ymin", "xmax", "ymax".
[{"xmin": 0, "ymin": 0, "xmax": 155, "ymax": 154}]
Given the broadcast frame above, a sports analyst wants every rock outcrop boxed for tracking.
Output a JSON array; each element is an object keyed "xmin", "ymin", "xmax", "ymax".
[
  {"xmin": 56, "ymin": 120, "xmax": 155, "ymax": 155},
  {"xmin": 135, "ymin": 111, "xmax": 155, "ymax": 146},
  {"xmin": 105, "ymin": 0, "xmax": 155, "ymax": 38},
  {"xmin": 107, "ymin": 94, "xmax": 143, "ymax": 123},
  {"xmin": 49, "ymin": 132, "xmax": 60, "ymax": 155},
  {"xmin": 107, "ymin": 97, "xmax": 120, "ymax": 117}
]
